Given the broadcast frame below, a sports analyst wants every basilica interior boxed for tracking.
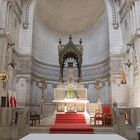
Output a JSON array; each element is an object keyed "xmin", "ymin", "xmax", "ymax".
[{"xmin": 0, "ymin": 0, "xmax": 140, "ymax": 140}]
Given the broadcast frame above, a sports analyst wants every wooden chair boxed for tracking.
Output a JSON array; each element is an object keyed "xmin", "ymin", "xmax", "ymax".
[
  {"xmin": 94, "ymin": 110, "xmax": 105, "ymax": 126},
  {"xmin": 30, "ymin": 111, "xmax": 40, "ymax": 126},
  {"xmin": 104, "ymin": 113, "xmax": 112, "ymax": 126}
]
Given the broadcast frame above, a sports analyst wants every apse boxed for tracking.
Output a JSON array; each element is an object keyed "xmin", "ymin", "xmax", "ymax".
[{"xmin": 32, "ymin": 0, "xmax": 109, "ymax": 82}]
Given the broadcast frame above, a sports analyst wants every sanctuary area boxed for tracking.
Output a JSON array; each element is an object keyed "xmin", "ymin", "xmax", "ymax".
[{"xmin": 0, "ymin": 0, "xmax": 140, "ymax": 140}]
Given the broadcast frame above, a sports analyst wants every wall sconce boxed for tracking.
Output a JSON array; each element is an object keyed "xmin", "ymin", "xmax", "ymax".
[
  {"xmin": 127, "ymin": 43, "xmax": 134, "ymax": 49},
  {"xmin": 59, "ymin": 38, "xmax": 62, "ymax": 45},
  {"xmin": 79, "ymin": 38, "xmax": 82, "ymax": 45},
  {"xmin": 125, "ymin": 60, "xmax": 132, "ymax": 68},
  {"xmin": 123, "ymin": 60, "xmax": 132, "ymax": 68},
  {"xmin": 126, "ymin": 47, "xmax": 130, "ymax": 53},
  {"xmin": 126, "ymin": 43, "xmax": 134, "ymax": 54},
  {"xmin": 8, "ymin": 60, "xmax": 16, "ymax": 69},
  {"xmin": 23, "ymin": 22, "xmax": 29, "ymax": 29}
]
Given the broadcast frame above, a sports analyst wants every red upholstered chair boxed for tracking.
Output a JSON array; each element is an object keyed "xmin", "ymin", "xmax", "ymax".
[
  {"xmin": 102, "ymin": 105, "xmax": 111, "ymax": 114},
  {"xmin": 102, "ymin": 105, "xmax": 112, "ymax": 126}
]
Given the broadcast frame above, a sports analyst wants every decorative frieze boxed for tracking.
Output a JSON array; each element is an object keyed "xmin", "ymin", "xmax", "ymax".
[
  {"xmin": 15, "ymin": 55, "xmax": 31, "ymax": 74},
  {"xmin": 31, "ymin": 57, "xmax": 110, "ymax": 82}
]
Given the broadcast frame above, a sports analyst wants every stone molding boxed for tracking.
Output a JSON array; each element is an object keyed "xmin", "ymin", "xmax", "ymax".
[
  {"xmin": 119, "ymin": 0, "xmax": 135, "ymax": 23},
  {"xmin": 15, "ymin": 50, "xmax": 32, "ymax": 57},
  {"xmin": 0, "ymin": 28, "xmax": 6, "ymax": 38},
  {"xmin": 6, "ymin": 0, "xmax": 22, "ymax": 22},
  {"xmin": 32, "ymin": 56, "xmax": 110, "ymax": 68},
  {"xmin": 127, "ymin": 28, "xmax": 140, "ymax": 45},
  {"xmin": 109, "ymin": 0, "xmax": 119, "ymax": 29},
  {"xmin": 23, "ymin": 0, "xmax": 32, "ymax": 29},
  {"xmin": 0, "ymin": 28, "xmax": 15, "ymax": 45}
]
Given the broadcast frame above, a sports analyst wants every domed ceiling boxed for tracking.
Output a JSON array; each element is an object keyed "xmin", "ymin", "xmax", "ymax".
[
  {"xmin": 33, "ymin": 0, "xmax": 109, "ymax": 81},
  {"xmin": 35, "ymin": 0, "xmax": 106, "ymax": 33}
]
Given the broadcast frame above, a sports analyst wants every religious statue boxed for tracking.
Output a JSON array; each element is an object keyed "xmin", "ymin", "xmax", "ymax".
[
  {"xmin": 96, "ymin": 96, "xmax": 102, "ymax": 113},
  {"xmin": 66, "ymin": 89, "xmax": 75, "ymax": 99},
  {"xmin": 64, "ymin": 104, "xmax": 67, "ymax": 113}
]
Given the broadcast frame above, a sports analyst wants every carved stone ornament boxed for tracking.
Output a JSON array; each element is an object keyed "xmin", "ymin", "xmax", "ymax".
[
  {"xmin": 94, "ymin": 79, "xmax": 102, "ymax": 89},
  {"xmin": 58, "ymin": 35, "xmax": 83, "ymax": 83},
  {"xmin": 0, "ymin": 72, "xmax": 9, "ymax": 83}
]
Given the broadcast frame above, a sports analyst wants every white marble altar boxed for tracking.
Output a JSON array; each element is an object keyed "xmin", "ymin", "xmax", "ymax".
[{"xmin": 53, "ymin": 82, "xmax": 89, "ymax": 113}]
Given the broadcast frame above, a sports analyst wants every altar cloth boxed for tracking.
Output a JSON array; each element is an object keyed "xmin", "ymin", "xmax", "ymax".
[{"xmin": 20, "ymin": 134, "xmax": 128, "ymax": 140}]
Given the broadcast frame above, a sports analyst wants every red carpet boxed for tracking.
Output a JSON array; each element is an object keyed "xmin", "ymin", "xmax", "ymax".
[{"xmin": 49, "ymin": 114, "xmax": 94, "ymax": 134}]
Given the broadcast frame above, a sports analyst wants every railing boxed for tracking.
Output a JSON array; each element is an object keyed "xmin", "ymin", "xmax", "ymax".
[{"xmin": 0, "ymin": 107, "xmax": 29, "ymax": 140}]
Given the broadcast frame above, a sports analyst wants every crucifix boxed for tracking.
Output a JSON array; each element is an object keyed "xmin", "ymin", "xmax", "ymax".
[
  {"xmin": 67, "ymin": 62, "xmax": 74, "ymax": 83},
  {"xmin": 39, "ymin": 79, "xmax": 47, "ymax": 116}
]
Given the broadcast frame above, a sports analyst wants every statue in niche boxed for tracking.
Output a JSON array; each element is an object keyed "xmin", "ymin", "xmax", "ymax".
[
  {"xmin": 65, "ymin": 84, "xmax": 75, "ymax": 99},
  {"xmin": 66, "ymin": 88, "xmax": 75, "ymax": 99}
]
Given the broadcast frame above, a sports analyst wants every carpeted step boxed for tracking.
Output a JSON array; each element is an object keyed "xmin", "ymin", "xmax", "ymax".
[
  {"xmin": 49, "ymin": 114, "xmax": 94, "ymax": 134},
  {"xmin": 50, "ymin": 123, "xmax": 94, "ymax": 134}
]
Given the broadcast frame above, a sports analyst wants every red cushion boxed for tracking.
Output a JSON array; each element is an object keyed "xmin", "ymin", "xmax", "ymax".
[
  {"xmin": 102, "ymin": 106, "xmax": 111, "ymax": 114},
  {"xmin": 95, "ymin": 117, "xmax": 104, "ymax": 120}
]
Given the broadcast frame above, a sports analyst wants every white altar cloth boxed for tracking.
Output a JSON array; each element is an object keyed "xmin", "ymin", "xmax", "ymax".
[
  {"xmin": 52, "ymin": 99, "xmax": 89, "ymax": 103},
  {"xmin": 20, "ymin": 134, "xmax": 128, "ymax": 140}
]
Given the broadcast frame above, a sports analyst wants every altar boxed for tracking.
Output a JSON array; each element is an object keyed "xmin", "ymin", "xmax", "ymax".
[
  {"xmin": 53, "ymin": 83, "xmax": 89, "ymax": 113},
  {"xmin": 53, "ymin": 36, "xmax": 89, "ymax": 113}
]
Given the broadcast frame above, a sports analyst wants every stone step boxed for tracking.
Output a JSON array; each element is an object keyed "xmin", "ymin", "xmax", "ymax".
[
  {"xmin": 93, "ymin": 127, "xmax": 116, "ymax": 134},
  {"xmin": 29, "ymin": 126, "xmax": 116, "ymax": 134},
  {"xmin": 29, "ymin": 126, "xmax": 50, "ymax": 133}
]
